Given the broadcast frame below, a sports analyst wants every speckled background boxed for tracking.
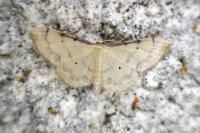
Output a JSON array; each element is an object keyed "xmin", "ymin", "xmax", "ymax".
[{"xmin": 0, "ymin": 0, "xmax": 200, "ymax": 133}]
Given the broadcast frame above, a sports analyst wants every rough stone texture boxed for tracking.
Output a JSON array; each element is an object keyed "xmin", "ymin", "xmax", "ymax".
[{"xmin": 0, "ymin": 0, "xmax": 200, "ymax": 133}]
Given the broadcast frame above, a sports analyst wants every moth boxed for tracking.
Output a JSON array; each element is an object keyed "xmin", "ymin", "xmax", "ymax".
[{"xmin": 29, "ymin": 27, "xmax": 169, "ymax": 92}]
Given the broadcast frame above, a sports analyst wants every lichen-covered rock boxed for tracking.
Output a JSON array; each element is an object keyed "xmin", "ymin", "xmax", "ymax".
[{"xmin": 0, "ymin": 0, "xmax": 200, "ymax": 133}]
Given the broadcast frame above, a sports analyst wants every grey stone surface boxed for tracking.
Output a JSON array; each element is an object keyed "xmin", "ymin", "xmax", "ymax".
[{"xmin": 0, "ymin": 0, "xmax": 200, "ymax": 133}]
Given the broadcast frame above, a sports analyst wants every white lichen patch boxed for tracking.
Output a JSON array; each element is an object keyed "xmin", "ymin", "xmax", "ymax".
[
  {"xmin": 16, "ymin": 0, "xmax": 170, "ymax": 43},
  {"xmin": 144, "ymin": 56, "xmax": 181, "ymax": 89}
]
